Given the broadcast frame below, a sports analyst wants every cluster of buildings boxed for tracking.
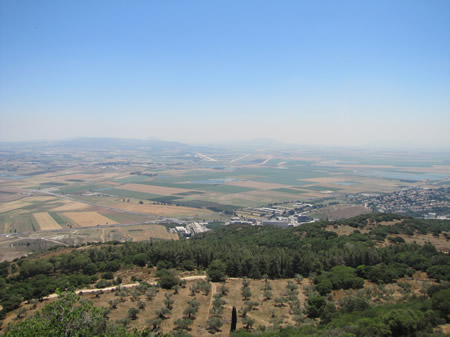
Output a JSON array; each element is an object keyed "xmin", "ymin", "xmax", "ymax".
[
  {"xmin": 227, "ymin": 214, "xmax": 315, "ymax": 228},
  {"xmin": 170, "ymin": 222, "xmax": 210, "ymax": 237},
  {"xmin": 347, "ymin": 187, "xmax": 450, "ymax": 218}
]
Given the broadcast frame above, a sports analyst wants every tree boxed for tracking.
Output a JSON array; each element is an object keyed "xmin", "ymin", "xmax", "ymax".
[
  {"xmin": 207, "ymin": 316, "xmax": 222, "ymax": 332},
  {"xmin": 245, "ymin": 300, "xmax": 259, "ymax": 311},
  {"xmin": 128, "ymin": 307, "xmax": 139, "ymax": 320},
  {"xmin": 183, "ymin": 306, "xmax": 197, "ymax": 319},
  {"xmin": 137, "ymin": 300, "xmax": 146, "ymax": 310},
  {"xmin": 109, "ymin": 299, "xmax": 119, "ymax": 309},
  {"xmin": 174, "ymin": 318, "xmax": 193, "ymax": 330},
  {"xmin": 6, "ymin": 290, "xmax": 110, "ymax": 337},
  {"xmin": 274, "ymin": 296, "xmax": 288, "ymax": 307},
  {"xmin": 306, "ymin": 296, "xmax": 326, "ymax": 318},
  {"xmin": 187, "ymin": 299, "xmax": 200, "ymax": 309},
  {"xmin": 164, "ymin": 293, "xmax": 174, "ymax": 309},
  {"xmin": 383, "ymin": 308, "xmax": 422, "ymax": 336},
  {"xmin": 295, "ymin": 273, "xmax": 303, "ymax": 284},
  {"xmin": 156, "ymin": 306, "xmax": 171, "ymax": 319},
  {"xmin": 243, "ymin": 316, "xmax": 255, "ymax": 330},
  {"xmin": 207, "ymin": 260, "xmax": 227, "ymax": 282},
  {"xmin": 132, "ymin": 253, "xmax": 147, "ymax": 267},
  {"xmin": 218, "ymin": 285, "xmax": 229, "ymax": 296},
  {"xmin": 159, "ymin": 270, "xmax": 180, "ymax": 290},
  {"xmin": 432, "ymin": 288, "xmax": 450, "ymax": 320},
  {"xmin": 210, "ymin": 305, "xmax": 223, "ymax": 316},
  {"xmin": 242, "ymin": 286, "xmax": 251, "ymax": 300},
  {"xmin": 231, "ymin": 306, "xmax": 237, "ymax": 332},
  {"xmin": 145, "ymin": 287, "xmax": 158, "ymax": 301},
  {"xmin": 248, "ymin": 263, "xmax": 261, "ymax": 279},
  {"xmin": 147, "ymin": 318, "xmax": 162, "ymax": 331}
]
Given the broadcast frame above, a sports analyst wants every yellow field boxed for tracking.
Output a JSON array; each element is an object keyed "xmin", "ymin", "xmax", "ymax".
[
  {"xmin": 118, "ymin": 183, "xmax": 191, "ymax": 195},
  {"xmin": 64, "ymin": 212, "xmax": 118, "ymax": 227},
  {"xmin": 0, "ymin": 200, "xmax": 29, "ymax": 213},
  {"xmin": 113, "ymin": 203, "xmax": 215, "ymax": 217},
  {"xmin": 51, "ymin": 201, "xmax": 89, "ymax": 211},
  {"xmin": 33, "ymin": 212, "xmax": 62, "ymax": 230}
]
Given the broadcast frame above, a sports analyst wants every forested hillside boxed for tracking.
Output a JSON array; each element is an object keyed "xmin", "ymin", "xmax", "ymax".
[{"xmin": 1, "ymin": 213, "xmax": 449, "ymax": 336}]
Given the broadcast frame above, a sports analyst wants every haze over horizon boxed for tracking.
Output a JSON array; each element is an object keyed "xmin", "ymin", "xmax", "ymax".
[{"xmin": 1, "ymin": 1, "xmax": 449, "ymax": 149}]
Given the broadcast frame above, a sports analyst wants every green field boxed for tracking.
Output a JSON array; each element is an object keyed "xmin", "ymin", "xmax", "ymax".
[
  {"xmin": 138, "ymin": 180, "xmax": 215, "ymax": 189},
  {"xmin": 49, "ymin": 212, "xmax": 66, "ymax": 225},
  {"xmin": 100, "ymin": 188, "xmax": 162, "ymax": 200}
]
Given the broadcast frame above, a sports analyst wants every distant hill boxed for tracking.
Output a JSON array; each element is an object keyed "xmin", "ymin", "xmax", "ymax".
[{"xmin": 0, "ymin": 137, "xmax": 213, "ymax": 154}]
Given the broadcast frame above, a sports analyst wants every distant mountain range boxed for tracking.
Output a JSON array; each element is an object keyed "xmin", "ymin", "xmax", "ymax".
[
  {"xmin": 0, "ymin": 137, "xmax": 211, "ymax": 153},
  {"xmin": 0, "ymin": 137, "xmax": 297, "ymax": 153}
]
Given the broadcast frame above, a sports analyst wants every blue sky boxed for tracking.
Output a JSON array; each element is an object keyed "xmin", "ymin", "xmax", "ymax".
[{"xmin": 1, "ymin": 0, "xmax": 449, "ymax": 148}]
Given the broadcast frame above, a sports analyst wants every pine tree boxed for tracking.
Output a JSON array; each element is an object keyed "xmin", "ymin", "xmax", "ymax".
[{"xmin": 231, "ymin": 306, "xmax": 237, "ymax": 331}]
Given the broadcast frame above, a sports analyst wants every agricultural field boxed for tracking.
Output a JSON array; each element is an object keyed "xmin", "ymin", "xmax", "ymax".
[
  {"xmin": 63, "ymin": 212, "xmax": 118, "ymax": 227},
  {"xmin": 33, "ymin": 212, "xmax": 61, "ymax": 230},
  {"xmin": 1, "ymin": 139, "xmax": 449, "ymax": 249},
  {"xmin": 112, "ymin": 202, "xmax": 216, "ymax": 218}
]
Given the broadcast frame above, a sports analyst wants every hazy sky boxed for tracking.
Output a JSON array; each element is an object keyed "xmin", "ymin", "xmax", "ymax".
[{"xmin": 1, "ymin": 0, "xmax": 449, "ymax": 148}]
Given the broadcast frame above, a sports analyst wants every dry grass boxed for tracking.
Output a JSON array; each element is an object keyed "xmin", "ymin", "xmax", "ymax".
[
  {"xmin": 118, "ymin": 183, "xmax": 192, "ymax": 196},
  {"xmin": 33, "ymin": 212, "xmax": 62, "ymax": 230},
  {"xmin": 105, "ymin": 225, "xmax": 178, "ymax": 241},
  {"xmin": 311, "ymin": 205, "xmax": 371, "ymax": 221},
  {"xmin": 0, "ymin": 200, "xmax": 29, "ymax": 213},
  {"xmin": 391, "ymin": 233, "xmax": 450, "ymax": 253},
  {"xmin": 50, "ymin": 201, "xmax": 89, "ymax": 211},
  {"xmin": 64, "ymin": 212, "xmax": 118, "ymax": 227},
  {"xmin": 22, "ymin": 196, "xmax": 56, "ymax": 202}
]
